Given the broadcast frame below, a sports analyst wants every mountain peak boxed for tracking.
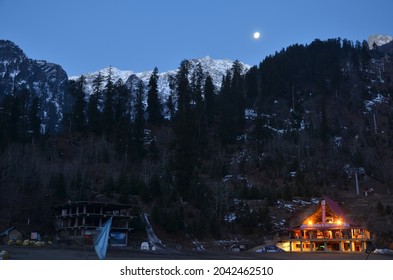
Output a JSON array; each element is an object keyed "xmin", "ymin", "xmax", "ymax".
[
  {"xmin": 0, "ymin": 39, "xmax": 27, "ymax": 62},
  {"xmin": 0, "ymin": 39, "xmax": 68, "ymax": 132},
  {"xmin": 368, "ymin": 34, "xmax": 393, "ymax": 49},
  {"xmin": 71, "ymin": 57, "xmax": 251, "ymax": 97},
  {"xmin": 69, "ymin": 66, "xmax": 134, "ymax": 82}
]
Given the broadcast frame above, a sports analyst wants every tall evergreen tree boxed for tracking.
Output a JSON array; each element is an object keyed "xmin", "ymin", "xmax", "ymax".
[
  {"xmin": 167, "ymin": 75, "xmax": 176, "ymax": 121},
  {"xmin": 244, "ymin": 66, "xmax": 259, "ymax": 107},
  {"xmin": 218, "ymin": 71, "xmax": 235, "ymax": 144},
  {"xmin": 147, "ymin": 67, "xmax": 163, "ymax": 126},
  {"xmin": 16, "ymin": 89, "xmax": 31, "ymax": 141},
  {"xmin": 113, "ymin": 79, "xmax": 131, "ymax": 123},
  {"xmin": 113, "ymin": 79, "xmax": 132, "ymax": 158},
  {"xmin": 217, "ymin": 61, "xmax": 246, "ymax": 145},
  {"xmin": 0, "ymin": 89, "xmax": 33, "ymax": 143},
  {"xmin": 102, "ymin": 68, "xmax": 115, "ymax": 136},
  {"xmin": 190, "ymin": 63, "xmax": 207, "ymax": 158},
  {"xmin": 231, "ymin": 60, "xmax": 245, "ymax": 133},
  {"xmin": 0, "ymin": 94, "xmax": 16, "ymax": 145},
  {"xmin": 204, "ymin": 74, "xmax": 216, "ymax": 125},
  {"xmin": 70, "ymin": 75, "xmax": 86, "ymax": 133},
  {"xmin": 88, "ymin": 72, "xmax": 103, "ymax": 134},
  {"xmin": 176, "ymin": 60, "xmax": 192, "ymax": 123},
  {"xmin": 132, "ymin": 80, "xmax": 145, "ymax": 160},
  {"xmin": 190, "ymin": 63, "xmax": 204, "ymax": 111},
  {"xmin": 173, "ymin": 60, "xmax": 196, "ymax": 198}
]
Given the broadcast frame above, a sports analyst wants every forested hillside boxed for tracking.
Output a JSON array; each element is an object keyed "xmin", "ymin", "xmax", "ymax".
[{"xmin": 1, "ymin": 38, "xmax": 393, "ymax": 247}]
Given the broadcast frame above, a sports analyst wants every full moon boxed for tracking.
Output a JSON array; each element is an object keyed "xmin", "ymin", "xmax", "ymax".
[{"xmin": 253, "ymin": 32, "xmax": 260, "ymax": 39}]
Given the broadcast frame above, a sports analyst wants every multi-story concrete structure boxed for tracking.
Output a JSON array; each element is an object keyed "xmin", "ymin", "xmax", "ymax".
[{"xmin": 53, "ymin": 201, "xmax": 135, "ymax": 246}]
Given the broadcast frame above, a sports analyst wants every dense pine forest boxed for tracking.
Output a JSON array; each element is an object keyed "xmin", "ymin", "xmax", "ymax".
[{"xmin": 1, "ymin": 38, "xmax": 393, "ymax": 247}]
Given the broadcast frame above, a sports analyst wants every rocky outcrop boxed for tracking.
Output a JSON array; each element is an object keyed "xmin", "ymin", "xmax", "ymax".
[
  {"xmin": 368, "ymin": 34, "xmax": 393, "ymax": 49},
  {"xmin": 0, "ymin": 40, "xmax": 68, "ymax": 132}
]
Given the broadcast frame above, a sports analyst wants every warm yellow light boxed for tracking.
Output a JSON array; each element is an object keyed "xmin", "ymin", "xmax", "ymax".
[
  {"xmin": 308, "ymin": 220, "xmax": 313, "ymax": 226},
  {"xmin": 337, "ymin": 219, "xmax": 342, "ymax": 225}
]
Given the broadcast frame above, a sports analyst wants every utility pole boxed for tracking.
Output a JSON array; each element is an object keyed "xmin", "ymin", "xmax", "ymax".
[
  {"xmin": 349, "ymin": 167, "xmax": 364, "ymax": 195},
  {"xmin": 354, "ymin": 171, "xmax": 360, "ymax": 195}
]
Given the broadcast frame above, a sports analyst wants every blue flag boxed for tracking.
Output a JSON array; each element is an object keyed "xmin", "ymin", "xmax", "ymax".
[{"xmin": 94, "ymin": 216, "xmax": 112, "ymax": 260}]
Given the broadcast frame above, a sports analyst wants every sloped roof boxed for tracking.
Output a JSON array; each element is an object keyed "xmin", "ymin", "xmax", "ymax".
[
  {"xmin": 304, "ymin": 196, "xmax": 345, "ymax": 221},
  {"xmin": 293, "ymin": 196, "xmax": 358, "ymax": 229},
  {"xmin": 322, "ymin": 196, "xmax": 347, "ymax": 220}
]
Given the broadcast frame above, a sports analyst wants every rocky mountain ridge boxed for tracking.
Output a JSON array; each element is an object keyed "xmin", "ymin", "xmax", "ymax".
[
  {"xmin": 0, "ymin": 40, "xmax": 68, "ymax": 132},
  {"xmin": 368, "ymin": 34, "xmax": 393, "ymax": 48},
  {"xmin": 69, "ymin": 56, "xmax": 251, "ymax": 116}
]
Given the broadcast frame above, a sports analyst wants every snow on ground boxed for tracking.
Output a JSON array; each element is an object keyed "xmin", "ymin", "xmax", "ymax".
[
  {"xmin": 373, "ymin": 248, "xmax": 393, "ymax": 255},
  {"xmin": 272, "ymin": 198, "xmax": 320, "ymax": 231},
  {"xmin": 364, "ymin": 93, "xmax": 388, "ymax": 112},
  {"xmin": 191, "ymin": 240, "xmax": 206, "ymax": 251},
  {"xmin": 224, "ymin": 213, "xmax": 237, "ymax": 223},
  {"xmin": 277, "ymin": 200, "xmax": 296, "ymax": 212}
]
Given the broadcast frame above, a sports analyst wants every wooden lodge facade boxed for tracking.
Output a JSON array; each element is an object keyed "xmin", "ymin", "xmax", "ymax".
[
  {"xmin": 53, "ymin": 201, "xmax": 135, "ymax": 246},
  {"xmin": 278, "ymin": 197, "xmax": 372, "ymax": 252}
]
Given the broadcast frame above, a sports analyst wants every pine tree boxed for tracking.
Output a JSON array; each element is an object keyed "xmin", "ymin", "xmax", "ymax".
[
  {"xmin": 165, "ymin": 95, "xmax": 173, "ymax": 121},
  {"xmin": 113, "ymin": 79, "xmax": 131, "ymax": 123},
  {"xmin": 245, "ymin": 66, "xmax": 259, "ymax": 106},
  {"xmin": 132, "ymin": 80, "xmax": 145, "ymax": 160},
  {"xmin": 70, "ymin": 75, "xmax": 86, "ymax": 133},
  {"xmin": 190, "ymin": 63, "xmax": 207, "ymax": 158},
  {"xmin": 16, "ymin": 89, "xmax": 30, "ymax": 142},
  {"xmin": 147, "ymin": 67, "xmax": 163, "ymax": 126},
  {"xmin": 217, "ymin": 61, "xmax": 246, "ymax": 144},
  {"xmin": 1, "ymin": 88, "xmax": 32, "ymax": 143},
  {"xmin": 231, "ymin": 60, "xmax": 245, "ymax": 133},
  {"xmin": 167, "ymin": 74, "xmax": 176, "ymax": 121},
  {"xmin": 190, "ymin": 63, "xmax": 204, "ymax": 112},
  {"xmin": 0, "ymin": 94, "xmax": 15, "ymax": 145},
  {"xmin": 218, "ymin": 71, "xmax": 235, "ymax": 144},
  {"xmin": 113, "ymin": 79, "xmax": 132, "ymax": 158},
  {"xmin": 173, "ymin": 60, "xmax": 196, "ymax": 198},
  {"xmin": 102, "ymin": 68, "xmax": 115, "ymax": 136},
  {"xmin": 88, "ymin": 72, "xmax": 103, "ymax": 134},
  {"xmin": 360, "ymin": 40, "xmax": 371, "ymax": 67},
  {"xmin": 176, "ymin": 60, "xmax": 192, "ymax": 124},
  {"xmin": 204, "ymin": 74, "xmax": 216, "ymax": 124}
]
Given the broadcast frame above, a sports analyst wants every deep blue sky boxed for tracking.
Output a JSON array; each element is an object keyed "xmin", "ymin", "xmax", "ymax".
[{"xmin": 1, "ymin": 0, "xmax": 392, "ymax": 76}]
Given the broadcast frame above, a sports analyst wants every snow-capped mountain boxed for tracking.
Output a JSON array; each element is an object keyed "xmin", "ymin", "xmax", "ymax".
[
  {"xmin": 368, "ymin": 34, "xmax": 393, "ymax": 49},
  {"xmin": 68, "ymin": 57, "xmax": 250, "ymax": 119},
  {"xmin": 0, "ymin": 40, "xmax": 68, "ymax": 132},
  {"xmin": 69, "ymin": 67, "xmax": 134, "ymax": 97},
  {"xmin": 70, "ymin": 56, "xmax": 251, "ymax": 99}
]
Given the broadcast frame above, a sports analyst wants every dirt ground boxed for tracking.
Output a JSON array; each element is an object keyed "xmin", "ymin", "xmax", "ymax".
[{"xmin": 3, "ymin": 245, "xmax": 393, "ymax": 260}]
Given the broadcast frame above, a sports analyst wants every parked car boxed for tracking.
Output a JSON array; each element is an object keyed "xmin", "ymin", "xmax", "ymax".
[{"xmin": 256, "ymin": 245, "xmax": 285, "ymax": 253}]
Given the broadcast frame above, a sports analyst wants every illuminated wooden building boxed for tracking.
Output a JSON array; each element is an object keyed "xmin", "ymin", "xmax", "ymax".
[{"xmin": 278, "ymin": 197, "xmax": 372, "ymax": 252}]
